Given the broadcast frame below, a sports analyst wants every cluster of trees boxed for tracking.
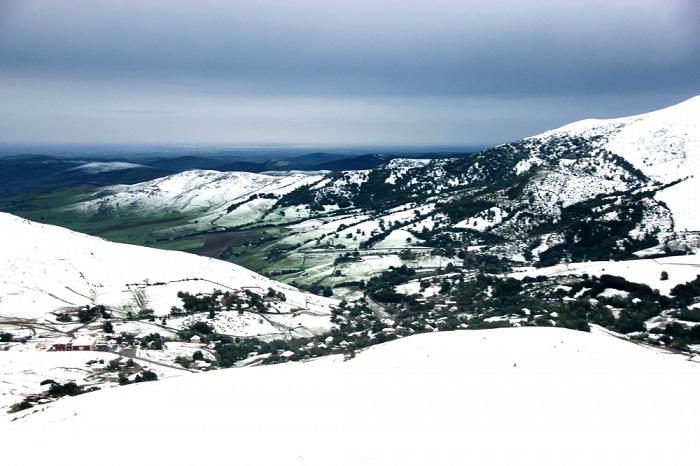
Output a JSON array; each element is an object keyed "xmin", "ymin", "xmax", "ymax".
[
  {"xmin": 41, "ymin": 379, "xmax": 85, "ymax": 398},
  {"xmin": 366, "ymin": 265, "xmax": 416, "ymax": 303},
  {"xmin": 77, "ymin": 305, "xmax": 110, "ymax": 323},
  {"xmin": 172, "ymin": 290, "xmax": 223, "ymax": 317},
  {"xmin": 334, "ymin": 251, "xmax": 361, "ymax": 265},
  {"xmin": 177, "ymin": 321, "xmax": 215, "ymax": 342},
  {"xmin": 171, "ymin": 289, "xmax": 280, "ymax": 319},
  {"xmin": 140, "ymin": 332, "xmax": 166, "ymax": 350},
  {"xmin": 306, "ymin": 283, "xmax": 334, "ymax": 297},
  {"xmin": 175, "ymin": 350, "xmax": 205, "ymax": 368},
  {"xmin": 55, "ymin": 305, "xmax": 112, "ymax": 324},
  {"xmin": 227, "ymin": 192, "xmax": 278, "ymax": 213}
]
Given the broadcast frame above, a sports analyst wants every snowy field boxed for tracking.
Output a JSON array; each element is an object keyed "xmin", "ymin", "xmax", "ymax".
[
  {"xmin": 510, "ymin": 254, "xmax": 700, "ymax": 295},
  {"xmin": 0, "ymin": 350, "xmax": 120, "ymax": 412},
  {"xmin": 3, "ymin": 327, "xmax": 700, "ymax": 466}
]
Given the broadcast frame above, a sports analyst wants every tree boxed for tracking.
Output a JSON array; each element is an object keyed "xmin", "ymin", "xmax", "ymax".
[
  {"xmin": 102, "ymin": 321, "xmax": 114, "ymax": 333},
  {"xmin": 78, "ymin": 306, "xmax": 98, "ymax": 323},
  {"xmin": 192, "ymin": 350, "xmax": 204, "ymax": 361},
  {"xmin": 660, "ymin": 271, "xmax": 669, "ymax": 281}
]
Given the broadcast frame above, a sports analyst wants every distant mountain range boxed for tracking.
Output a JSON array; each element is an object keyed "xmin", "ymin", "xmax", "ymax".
[{"xmin": 0, "ymin": 151, "xmax": 468, "ymax": 196}]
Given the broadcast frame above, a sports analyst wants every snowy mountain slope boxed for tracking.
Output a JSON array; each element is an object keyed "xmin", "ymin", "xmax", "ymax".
[
  {"xmin": 536, "ymin": 96, "xmax": 700, "ymax": 184},
  {"xmin": 72, "ymin": 169, "xmax": 325, "ymax": 214},
  {"xmin": 4, "ymin": 327, "xmax": 700, "ymax": 466},
  {"xmin": 533, "ymin": 96, "xmax": 700, "ymax": 231},
  {"xmin": 0, "ymin": 213, "xmax": 333, "ymax": 337},
  {"xmin": 255, "ymin": 98, "xmax": 699, "ymax": 265}
]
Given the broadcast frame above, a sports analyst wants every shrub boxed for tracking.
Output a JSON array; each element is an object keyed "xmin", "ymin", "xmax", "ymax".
[
  {"xmin": 8, "ymin": 400, "xmax": 32, "ymax": 413},
  {"xmin": 175, "ymin": 356, "xmax": 192, "ymax": 368},
  {"xmin": 134, "ymin": 370, "xmax": 158, "ymax": 383},
  {"xmin": 47, "ymin": 381, "xmax": 83, "ymax": 398}
]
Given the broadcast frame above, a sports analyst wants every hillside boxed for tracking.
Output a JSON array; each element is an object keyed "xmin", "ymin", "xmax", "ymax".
[
  {"xmin": 4, "ymin": 327, "xmax": 700, "ymax": 466},
  {"xmin": 72, "ymin": 169, "xmax": 325, "ymax": 216},
  {"xmin": 533, "ymin": 95, "xmax": 700, "ymax": 231},
  {"xmin": 0, "ymin": 212, "xmax": 334, "ymax": 338}
]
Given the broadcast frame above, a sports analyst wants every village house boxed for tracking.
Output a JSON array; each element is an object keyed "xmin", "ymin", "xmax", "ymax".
[{"xmin": 50, "ymin": 337, "xmax": 96, "ymax": 351}]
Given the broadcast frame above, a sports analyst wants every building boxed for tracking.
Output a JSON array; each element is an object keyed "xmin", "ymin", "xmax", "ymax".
[
  {"xmin": 72, "ymin": 337, "xmax": 96, "ymax": 351},
  {"xmin": 50, "ymin": 337, "xmax": 72, "ymax": 351},
  {"xmin": 49, "ymin": 337, "xmax": 96, "ymax": 351},
  {"xmin": 190, "ymin": 335, "xmax": 202, "ymax": 344}
]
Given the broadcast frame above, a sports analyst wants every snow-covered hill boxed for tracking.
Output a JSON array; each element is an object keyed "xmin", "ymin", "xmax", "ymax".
[
  {"xmin": 4, "ymin": 327, "xmax": 700, "ymax": 466},
  {"xmin": 533, "ymin": 95, "xmax": 700, "ymax": 231},
  {"xmin": 73, "ymin": 169, "xmax": 325, "ymax": 213},
  {"xmin": 0, "ymin": 213, "xmax": 333, "ymax": 337}
]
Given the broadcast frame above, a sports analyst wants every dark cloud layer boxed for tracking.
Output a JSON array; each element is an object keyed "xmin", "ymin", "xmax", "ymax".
[{"xmin": 0, "ymin": 0, "xmax": 699, "ymax": 146}]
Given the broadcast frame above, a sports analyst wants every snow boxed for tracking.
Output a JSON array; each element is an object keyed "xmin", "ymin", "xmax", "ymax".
[
  {"xmin": 3, "ymin": 327, "xmax": 700, "ymax": 465},
  {"xmin": 534, "ymin": 95, "xmax": 700, "ymax": 230},
  {"xmin": 383, "ymin": 158, "xmax": 431, "ymax": 184},
  {"xmin": 0, "ymin": 350, "xmax": 119, "ymax": 412},
  {"xmin": 373, "ymin": 229, "xmax": 418, "ymax": 248},
  {"xmin": 0, "ymin": 213, "xmax": 334, "ymax": 337},
  {"xmin": 455, "ymin": 207, "xmax": 505, "ymax": 231},
  {"xmin": 510, "ymin": 254, "xmax": 700, "ymax": 295},
  {"xmin": 73, "ymin": 169, "xmax": 323, "ymax": 213},
  {"xmin": 597, "ymin": 288, "xmax": 630, "ymax": 299},
  {"xmin": 656, "ymin": 179, "xmax": 700, "ymax": 232}
]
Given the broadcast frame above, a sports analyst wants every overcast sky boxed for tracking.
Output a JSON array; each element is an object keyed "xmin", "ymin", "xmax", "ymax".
[{"xmin": 0, "ymin": 0, "xmax": 699, "ymax": 148}]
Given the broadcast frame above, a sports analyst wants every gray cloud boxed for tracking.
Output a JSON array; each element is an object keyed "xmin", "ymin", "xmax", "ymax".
[{"xmin": 0, "ymin": 0, "xmax": 698, "ymax": 146}]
